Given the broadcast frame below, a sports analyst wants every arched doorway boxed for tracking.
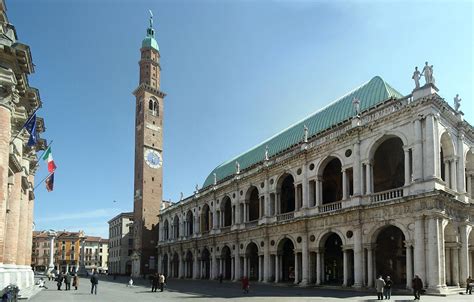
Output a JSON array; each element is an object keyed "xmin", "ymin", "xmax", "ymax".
[
  {"xmin": 222, "ymin": 197, "xmax": 232, "ymax": 227},
  {"xmin": 323, "ymin": 233, "xmax": 343, "ymax": 284},
  {"xmin": 246, "ymin": 242, "xmax": 259, "ymax": 280},
  {"xmin": 278, "ymin": 238, "xmax": 295, "ymax": 282},
  {"xmin": 201, "ymin": 204, "xmax": 211, "ymax": 232},
  {"xmin": 278, "ymin": 174, "xmax": 295, "ymax": 213},
  {"xmin": 440, "ymin": 132, "xmax": 456, "ymax": 188},
  {"xmin": 373, "ymin": 137, "xmax": 404, "ymax": 192},
  {"xmin": 173, "ymin": 215, "xmax": 180, "ymax": 239},
  {"xmin": 163, "ymin": 219, "xmax": 169, "ymax": 240},
  {"xmin": 186, "ymin": 210, "xmax": 193, "ymax": 236},
  {"xmin": 201, "ymin": 248, "xmax": 210, "ymax": 279},
  {"xmin": 172, "ymin": 252, "xmax": 179, "ymax": 278},
  {"xmin": 247, "ymin": 187, "xmax": 260, "ymax": 221},
  {"xmin": 221, "ymin": 246, "xmax": 232, "ymax": 280},
  {"xmin": 186, "ymin": 250, "xmax": 193, "ymax": 278},
  {"xmin": 375, "ymin": 225, "xmax": 406, "ymax": 285},
  {"xmin": 162, "ymin": 254, "xmax": 169, "ymax": 277},
  {"xmin": 321, "ymin": 157, "xmax": 343, "ymax": 203}
]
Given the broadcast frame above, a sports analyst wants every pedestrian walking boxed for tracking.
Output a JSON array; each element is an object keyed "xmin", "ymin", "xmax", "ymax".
[
  {"xmin": 383, "ymin": 276, "xmax": 392, "ymax": 299},
  {"xmin": 56, "ymin": 272, "xmax": 64, "ymax": 290},
  {"xmin": 127, "ymin": 278, "xmax": 134, "ymax": 287},
  {"xmin": 412, "ymin": 275, "xmax": 423, "ymax": 300},
  {"xmin": 241, "ymin": 276, "xmax": 249, "ymax": 294},
  {"xmin": 64, "ymin": 272, "xmax": 71, "ymax": 290},
  {"xmin": 159, "ymin": 273, "xmax": 165, "ymax": 292},
  {"xmin": 375, "ymin": 275, "xmax": 385, "ymax": 300},
  {"xmin": 466, "ymin": 276, "xmax": 473, "ymax": 295},
  {"xmin": 151, "ymin": 273, "xmax": 159, "ymax": 292},
  {"xmin": 72, "ymin": 274, "xmax": 79, "ymax": 290},
  {"xmin": 90, "ymin": 269, "xmax": 99, "ymax": 295}
]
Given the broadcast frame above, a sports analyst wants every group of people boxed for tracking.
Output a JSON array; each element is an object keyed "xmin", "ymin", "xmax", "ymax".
[
  {"xmin": 149, "ymin": 273, "xmax": 166, "ymax": 292},
  {"xmin": 375, "ymin": 275, "xmax": 393, "ymax": 300},
  {"xmin": 53, "ymin": 271, "xmax": 79, "ymax": 291}
]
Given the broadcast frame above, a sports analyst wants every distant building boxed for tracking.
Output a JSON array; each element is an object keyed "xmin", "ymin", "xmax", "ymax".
[
  {"xmin": 108, "ymin": 212, "xmax": 134, "ymax": 275},
  {"xmin": 84, "ymin": 236, "xmax": 109, "ymax": 273}
]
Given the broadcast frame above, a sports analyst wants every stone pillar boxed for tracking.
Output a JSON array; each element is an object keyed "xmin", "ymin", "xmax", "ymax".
[
  {"xmin": 353, "ymin": 228, "xmax": 363, "ymax": 288},
  {"xmin": 4, "ymin": 170, "xmax": 21, "ymax": 265},
  {"xmin": 302, "ymin": 165, "xmax": 309, "ymax": 209},
  {"xmin": 413, "ymin": 118, "xmax": 423, "ymax": 181},
  {"xmin": 466, "ymin": 173, "xmax": 472, "ymax": 198},
  {"xmin": 404, "ymin": 148, "xmax": 411, "ymax": 186},
  {"xmin": 264, "ymin": 178, "xmax": 270, "ymax": 217},
  {"xmin": 459, "ymin": 224, "xmax": 471, "ymax": 287},
  {"xmin": 343, "ymin": 249, "xmax": 348, "ymax": 286},
  {"xmin": 414, "ymin": 217, "xmax": 426, "ymax": 283},
  {"xmin": 276, "ymin": 193, "xmax": 280, "ymax": 215},
  {"xmin": 427, "ymin": 216, "xmax": 441, "ymax": 289},
  {"xmin": 450, "ymin": 159, "xmax": 457, "ymax": 192},
  {"xmin": 365, "ymin": 162, "xmax": 372, "ymax": 194},
  {"xmin": 211, "ymin": 251, "xmax": 217, "ymax": 279},
  {"xmin": 353, "ymin": 141, "xmax": 361, "ymax": 196},
  {"xmin": 179, "ymin": 255, "xmax": 184, "ymax": 278},
  {"xmin": 231, "ymin": 257, "xmax": 234, "ymax": 280},
  {"xmin": 406, "ymin": 243, "xmax": 413, "ymax": 289},
  {"xmin": 263, "ymin": 238, "xmax": 270, "ymax": 282},
  {"xmin": 212, "ymin": 209, "xmax": 218, "ymax": 230},
  {"xmin": 258, "ymin": 256, "xmax": 262, "ymax": 281},
  {"xmin": 234, "ymin": 252, "xmax": 241, "ymax": 280},
  {"xmin": 342, "ymin": 169, "xmax": 348, "ymax": 200},
  {"xmin": 194, "ymin": 213, "xmax": 199, "ymax": 234},
  {"xmin": 444, "ymin": 161, "xmax": 451, "ymax": 187},
  {"xmin": 17, "ymin": 177, "xmax": 28, "ymax": 265},
  {"xmin": 301, "ymin": 236, "xmax": 308, "ymax": 285},
  {"xmin": 294, "ymin": 185, "xmax": 300, "ymax": 211},
  {"xmin": 451, "ymin": 247, "xmax": 460, "ymax": 286},
  {"xmin": 424, "ymin": 114, "xmax": 437, "ymax": 179},
  {"xmin": 367, "ymin": 247, "xmax": 374, "ymax": 287},
  {"xmin": 274, "ymin": 255, "xmax": 279, "ymax": 283},
  {"xmin": 315, "ymin": 178, "xmax": 321, "ymax": 207},
  {"xmin": 316, "ymin": 251, "xmax": 321, "ymax": 285},
  {"xmin": 456, "ymin": 132, "xmax": 466, "ymax": 194},
  {"xmin": 47, "ymin": 233, "xmax": 56, "ymax": 273},
  {"xmin": 243, "ymin": 256, "xmax": 248, "ymax": 277}
]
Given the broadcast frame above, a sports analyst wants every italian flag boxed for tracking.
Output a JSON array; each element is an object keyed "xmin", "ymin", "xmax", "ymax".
[{"xmin": 42, "ymin": 146, "xmax": 57, "ymax": 172}]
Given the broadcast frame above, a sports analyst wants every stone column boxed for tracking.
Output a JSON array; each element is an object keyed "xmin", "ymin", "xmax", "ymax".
[
  {"xmin": 243, "ymin": 256, "xmax": 248, "ymax": 277},
  {"xmin": 451, "ymin": 247, "xmax": 460, "ymax": 286},
  {"xmin": 316, "ymin": 250, "xmax": 321, "ymax": 285},
  {"xmin": 47, "ymin": 232, "xmax": 56, "ymax": 273},
  {"xmin": 17, "ymin": 175, "xmax": 28, "ymax": 265},
  {"xmin": 194, "ymin": 213, "xmax": 199, "ymax": 234},
  {"xmin": 406, "ymin": 243, "xmax": 413, "ymax": 289},
  {"xmin": 466, "ymin": 173, "xmax": 472, "ymax": 198},
  {"xmin": 212, "ymin": 209, "xmax": 218, "ymax": 230},
  {"xmin": 276, "ymin": 194, "xmax": 280, "ymax": 215},
  {"xmin": 353, "ymin": 141, "xmax": 361, "ymax": 196},
  {"xmin": 231, "ymin": 257, "xmax": 234, "ymax": 280},
  {"xmin": 179, "ymin": 255, "xmax": 184, "ymax": 278},
  {"xmin": 263, "ymin": 238, "xmax": 270, "ymax": 282},
  {"xmin": 315, "ymin": 178, "xmax": 321, "ymax": 207},
  {"xmin": 342, "ymin": 169, "xmax": 348, "ymax": 200},
  {"xmin": 4, "ymin": 169, "xmax": 21, "ymax": 265},
  {"xmin": 424, "ymin": 114, "xmax": 437, "ymax": 179},
  {"xmin": 404, "ymin": 148, "xmax": 411, "ymax": 186},
  {"xmin": 459, "ymin": 224, "xmax": 471, "ymax": 287},
  {"xmin": 367, "ymin": 246, "xmax": 374, "ymax": 287},
  {"xmin": 342, "ymin": 249, "xmax": 348, "ymax": 286},
  {"xmin": 258, "ymin": 256, "xmax": 262, "ymax": 281},
  {"xmin": 294, "ymin": 252, "xmax": 299, "ymax": 284},
  {"xmin": 456, "ymin": 133, "xmax": 466, "ymax": 194},
  {"xmin": 444, "ymin": 160, "xmax": 451, "ymax": 187},
  {"xmin": 414, "ymin": 217, "xmax": 426, "ymax": 283},
  {"xmin": 264, "ymin": 178, "xmax": 270, "ymax": 217},
  {"xmin": 353, "ymin": 228, "xmax": 363, "ymax": 288},
  {"xmin": 302, "ymin": 165, "xmax": 309, "ymax": 209},
  {"xmin": 234, "ymin": 252, "xmax": 241, "ymax": 280},
  {"xmin": 450, "ymin": 159, "xmax": 457, "ymax": 192},
  {"xmin": 427, "ymin": 216, "xmax": 441, "ymax": 289},
  {"xmin": 301, "ymin": 236, "xmax": 308, "ymax": 285},
  {"xmin": 294, "ymin": 184, "xmax": 300, "ymax": 211},
  {"xmin": 365, "ymin": 162, "xmax": 372, "ymax": 194},
  {"xmin": 413, "ymin": 118, "xmax": 423, "ymax": 181},
  {"xmin": 274, "ymin": 255, "xmax": 279, "ymax": 283}
]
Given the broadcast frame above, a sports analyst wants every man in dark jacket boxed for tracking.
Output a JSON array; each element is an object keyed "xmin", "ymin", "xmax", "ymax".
[
  {"xmin": 64, "ymin": 273, "xmax": 71, "ymax": 291},
  {"xmin": 151, "ymin": 273, "xmax": 159, "ymax": 292},
  {"xmin": 90, "ymin": 270, "xmax": 99, "ymax": 295},
  {"xmin": 56, "ymin": 272, "xmax": 64, "ymax": 290},
  {"xmin": 412, "ymin": 275, "xmax": 423, "ymax": 300}
]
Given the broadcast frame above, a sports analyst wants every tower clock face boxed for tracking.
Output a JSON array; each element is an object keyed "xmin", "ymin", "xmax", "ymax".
[{"xmin": 144, "ymin": 149, "xmax": 162, "ymax": 169}]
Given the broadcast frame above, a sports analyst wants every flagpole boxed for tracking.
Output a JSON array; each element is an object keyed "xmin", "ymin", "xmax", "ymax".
[
  {"xmin": 33, "ymin": 171, "xmax": 54, "ymax": 191},
  {"xmin": 9, "ymin": 107, "xmax": 40, "ymax": 144},
  {"xmin": 31, "ymin": 140, "xmax": 54, "ymax": 172}
]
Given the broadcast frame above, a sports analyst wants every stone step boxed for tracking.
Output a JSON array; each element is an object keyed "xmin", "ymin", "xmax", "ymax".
[{"xmin": 18, "ymin": 285, "xmax": 43, "ymax": 300}]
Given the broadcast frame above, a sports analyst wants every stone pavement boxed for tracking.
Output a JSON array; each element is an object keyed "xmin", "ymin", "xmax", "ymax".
[{"xmin": 29, "ymin": 276, "xmax": 474, "ymax": 301}]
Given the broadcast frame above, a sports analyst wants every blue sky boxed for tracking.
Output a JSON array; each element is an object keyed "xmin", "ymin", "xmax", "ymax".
[{"xmin": 8, "ymin": 0, "xmax": 473, "ymax": 238}]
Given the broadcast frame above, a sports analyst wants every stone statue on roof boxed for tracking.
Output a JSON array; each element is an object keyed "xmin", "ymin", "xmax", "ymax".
[
  {"xmin": 421, "ymin": 61, "xmax": 434, "ymax": 85},
  {"xmin": 352, "ymin": 98, "xmax": 361, "ymax": 115},
  {"xmin": 264, "ymin": 145, "xmax": 269, "ymax": 161},
  {"xmin": 195, "ymin": 184, "xmax": 199, "ymax": 194},
  {"xmin": 235, "ymin": 161, "xmax": 240, "ymax": 174},
  {"xmin": 303, "ymin": 125, "xmax": 308, "ymax": 143},
  {"xmin": 454, "ymin": 94, "xmax": 461, "ymax": 112},
  {"xmin": 213, "ymin": 173, "xmax": 217, "ymax": 185},
  {"xmin": 180, "ymin": 192, "xmax": 183, "ymax": 201},
  {"xmin": 149, "ymin": 10, "xmax": 153, "ymax": 28},
  {"xmin": 412, "ymin": 67, "xmax": 421, "ymax": 89}
]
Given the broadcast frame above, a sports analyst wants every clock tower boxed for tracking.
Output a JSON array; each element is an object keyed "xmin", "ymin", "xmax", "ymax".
[{"xmin": 131, "ymin": 12, "xmax": 165, "ymax": 277}]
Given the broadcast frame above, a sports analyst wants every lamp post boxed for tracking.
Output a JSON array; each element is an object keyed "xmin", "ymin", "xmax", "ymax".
[{"xmin": 46, "ymin": 230, "xmax": 57, "ymax": 274}]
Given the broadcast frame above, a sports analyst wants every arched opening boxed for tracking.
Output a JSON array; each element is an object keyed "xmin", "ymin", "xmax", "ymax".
[
  {"xmin": 201, "ymin": 248, "xmax": 211, "ymax": 279},
  {"xmin": 186, "ymin": 250, "xmax": 193, "ymax": 278},
  {"xmin": 221, "ymin": 246, "xmax": 232, "ymax": 280},
  {"xmin": 162, "ymin": 254, "xmax": 168, "ymax": 277},
  {"xmin": 173, "ymin": 215, "xmax": 180, "ymax": 239},
  {"xmin": 245, "ymin": 242, "xmax": 259, "ymax": 280},
  {"xmin": 321, "ymin": 158, "xmax": 343, "ymax": 204},
  {"xmin": 466, "ymin": 150, "xmax": 474, "ymax": 199},
  {"xmin": 373, "ymin": 137, "xmax": 404, "ymax": 192},
  {"xmin": 247, "ymin": 187, "xmax": 260, "ymax": 221},
  {"xmin": 323, "ymin": 233, "xmax": 343, "ymax": 284},
  {"xmin": 278, "ymin": 174, "xmax": 295, "ymax": 214},
  {"xmin": 201, "ymin": 204, "xmax": 211, "ymax": 232},
  {"xmin": 444, "ymin": 223, "xmax": 460, "ymax": 286},
  {"xmin": 277, "ymin": 238, "xmax": 295, "ymax": 282},
  {"xmin": 148, "ymin": 99, "xmax": 158, "ymax": 116},
  {"xmin": 375, "ymin": 225, "xmax": 406, "ymax": 286},
  {"xmin": 163, "ymin": 219, "xmax": 169, "ymax": 240},
  {"xmin": 186, "ymin": 210, "xmax": 193, "ymax": 236},
  {"xmin": 440, "ymin": 132, "xmax": 456, "ymax": 188},
  {"xmin": 172, "ymin": 252, "xmax": 179, "ymax": 278},
  {"xmin": 469, "ymin": 230, "xmax": 474, "ymax": 278},
  {"xmin": 221, "ymin": 197, "xmax": 232, "ymax": 227}
]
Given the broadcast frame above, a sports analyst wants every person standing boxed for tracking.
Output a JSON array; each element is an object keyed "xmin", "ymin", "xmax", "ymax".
[
  {"xmin": 383, "ymin": 276, "xmax": 392, "ymax": 300},
  {"xmin": 72, "ymin": 274, "xmax": 79, "ymax": 290},
  {"xmin": 412, "ymin": 275, "xmax": 423, "ymax": 300},
  {"xmin": 241, "ymin": 276, "xmax": 249, "ymax": 294},
  {"xmin": 466, "ymin": 276, "xmax": 473, "ymax": 295},
  {"xmin": 375, "ymin": 275, "xmax": 385, "ymax": 300},
  {"xmin": 64, "ymin": 272, "xmax": 71, "ymax": 291},
  {"xmin": 56, "ymin": 272, "xmax": 64, "ymax": 291},
  {"xmin": 151, "ymin": 273, "xmax": 159, "ymax": 292},
  {"xmin": 90, "ymin": 269, "xmax": 99, "ymax": 295},
  {"xmin": 159, "ymin": 273, "xmax": 165, "ymax": 292}
]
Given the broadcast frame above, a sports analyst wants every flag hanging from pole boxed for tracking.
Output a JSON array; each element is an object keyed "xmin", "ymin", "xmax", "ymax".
[
  {"xmin": 24, "ymin": 113, "xmax": 37, "ymax": 147},
  {"xmin": 45, "ymin": 173, "xmax": 54, "ymax": 192},
  {"xmin": 42, "ymin": 146, "xmax": 57, "ymax": 173}
]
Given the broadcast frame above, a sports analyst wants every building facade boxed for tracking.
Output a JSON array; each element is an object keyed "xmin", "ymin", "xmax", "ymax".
[
  {"xmin": 0, "ymin": 0, "xmax": 46, "ymax": 290},
  {"xmin": 83, "ymin": 236, "xmax": 108, "ymax": 273},
  {"xmin": 108, "ymin": 212, "xmax": 134, "ymax": 275},
  {"xmin": 156, "ymin": 76, "xmax": 474, "ymax": 293},
  {"xmin": 131, "ymin": 14, "xmax": 165, "ymax": 277}
]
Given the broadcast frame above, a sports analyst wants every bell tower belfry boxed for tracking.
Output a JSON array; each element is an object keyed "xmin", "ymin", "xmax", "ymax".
[{"xmin": 131, "ymin": 11, "xmax": 166, "ymax": 277}]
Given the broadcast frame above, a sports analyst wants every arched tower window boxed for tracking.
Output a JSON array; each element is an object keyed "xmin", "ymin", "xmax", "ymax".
[{"xmin": 148, "ymin": 99, "xmax": 159, "ymax": 116}]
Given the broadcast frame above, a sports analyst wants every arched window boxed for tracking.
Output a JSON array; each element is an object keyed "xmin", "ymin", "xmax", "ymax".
[
  {"xmin": 163, "ymin": 220, "xmax": 169, "ymax": 240},
  {"xmin": 148, "ymin": 99, "xmax": 159, "ymax": 116}
]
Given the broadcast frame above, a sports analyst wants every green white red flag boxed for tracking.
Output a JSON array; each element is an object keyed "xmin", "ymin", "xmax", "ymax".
[{"xmin": 42, "ymin": 146, "xmax": 57, "ymax": 173}]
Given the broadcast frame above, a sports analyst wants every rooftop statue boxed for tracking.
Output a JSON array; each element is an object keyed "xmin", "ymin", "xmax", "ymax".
[
  {"xmin": 235, "ymin": 161, "xmax": 240, "ymax": 174},
  {"xmin": 149, "ymin": 10, "xmax": 153, "ymax": 28},
  {"xmin": 454, "ymin": 94, "xmax": 461, "ymax": 112},
  {"xmin": 412, "ymin": 67, "xmax": 421, "ymax": 89},
  {"xmin": 421, "ymin": 61, "xmax": 434, "ymax": 85},
  {"xmin": 180, "ymin": 192, "xmax": 183, "ymax": 201},
  {"xmin": 303, "ymin": 125, "xmax": 308, "ymax": 143},
  {"xmin": 213, "ymin": 173, "xmax": 217, "ymax": 185},
  {"xmin": 264, "ymin": 145, "xmax": 269, "ymax": 161},
  {"xmin": 352, "ymin": 98, "xmax": 361, "ymax": 115}
]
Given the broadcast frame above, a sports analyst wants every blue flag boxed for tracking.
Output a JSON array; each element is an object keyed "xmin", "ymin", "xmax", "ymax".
[{"xmin": 24, "ymin": 114, "xmax": 37, "ymax": 147}]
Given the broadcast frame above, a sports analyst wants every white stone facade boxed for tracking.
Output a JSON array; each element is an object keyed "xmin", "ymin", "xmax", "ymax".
[
  {"xmin": 157, "ymin": 83, "xmax": 474, "ymax": 294},
  {"xmin": 108, "ymin": 212, "xmax": 134, "ymax": 275}
]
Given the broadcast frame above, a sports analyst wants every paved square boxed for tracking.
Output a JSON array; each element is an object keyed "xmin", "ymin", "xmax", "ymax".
[{"xmin": 29, "ymin": 276, "xmax": 474, "ymax": 301}]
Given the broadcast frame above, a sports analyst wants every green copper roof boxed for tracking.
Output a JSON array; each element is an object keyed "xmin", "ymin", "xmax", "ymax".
[
  {"xmin": 142, "ymin": 14, "xmax": 159, "ymax": 51},
  {"xmin": 202, "ymin": 76, "xmax": 404, "ymax": 188}
]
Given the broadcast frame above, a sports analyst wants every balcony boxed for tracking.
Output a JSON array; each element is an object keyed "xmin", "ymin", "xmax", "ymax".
[
  {"xmin": 277, "ymin": 212, "xmax": 294, "ymax": 222},
  {"xmin": 220, "ymin": 226, "xmax": 231, "ymax": 233},
  {"xmin": 245, "ymin": 221, "xmax": 258, "ymax": 228},
  {"xmin": 319, "ymin": 201, "xmax": 342, "ymax": 213},
  {"xmin": 370, "ymin": 187, "xmax": 403, "ymax": 203}
]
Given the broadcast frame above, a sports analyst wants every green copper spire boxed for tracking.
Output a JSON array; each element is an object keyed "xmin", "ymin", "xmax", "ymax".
[{"xmin": 142, "ymin": 10, "xmax": 159, "ymax": 51}]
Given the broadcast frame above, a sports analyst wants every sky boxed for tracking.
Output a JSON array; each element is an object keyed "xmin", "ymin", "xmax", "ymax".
[{"xmin": 7, "ymin": 0, "xmax": 473, "ymax": 238}]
